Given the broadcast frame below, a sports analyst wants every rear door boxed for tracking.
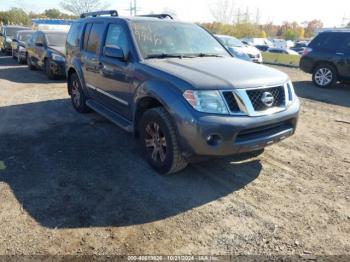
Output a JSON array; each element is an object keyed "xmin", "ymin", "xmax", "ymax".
[
  {"xmin": 80, "ymin": 22, "xmax": 106, "ymax": 98},
  {"xmin": 336, "ymin": 33, "xmax": 350, "ymax": 79}
]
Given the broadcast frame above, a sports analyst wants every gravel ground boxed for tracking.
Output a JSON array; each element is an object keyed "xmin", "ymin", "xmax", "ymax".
[{"xmin": 0, "ymin": 54, "xmax": 349, "ymax": 256}]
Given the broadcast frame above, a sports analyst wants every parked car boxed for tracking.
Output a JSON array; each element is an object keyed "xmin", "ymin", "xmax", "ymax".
[
  {"xmin": 267, "ymin": 48, "xmax": 300, "ymax": 55},
  {"xmin": 241, "ymin": 37, "xmax": 274, "ymax": 47},
  {"xmin": 254, "ymin": 45, "xmax": 270, "ymax": 52},
  {"xmin": 0, "ymin": 25, "xmax": 30, "ymax": 54},
  {"xmin": 300, "ymin": 31, "xmax": 350, "ymax": 88},
  {"xmin": 215, "ymin": 34, "xmax": 263, "ymax": 63},
  {"xmin": 27, "ymin": 30, "xmax": 67, "ymax": 79},
  {"xmin": 291, "ymin": 41, "xmax": 309, "ymax": 55},
  {"xmin": 11, "ymin": 30, "xmax": 34, "ymax": 64},
  {"xmin": 65, "ymin": 10, "xmax": 300, "ymax": 174}
]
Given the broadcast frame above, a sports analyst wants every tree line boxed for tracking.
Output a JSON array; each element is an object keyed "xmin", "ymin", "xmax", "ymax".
[{"xmin": 200, "ymin": 20, "xmax": 324, "ymax": 40}]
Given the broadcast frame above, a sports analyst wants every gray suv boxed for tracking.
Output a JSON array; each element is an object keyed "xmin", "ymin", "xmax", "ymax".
[{"xmin": 65, "ymin": 11, "xmax": 300, "ymax": 174}]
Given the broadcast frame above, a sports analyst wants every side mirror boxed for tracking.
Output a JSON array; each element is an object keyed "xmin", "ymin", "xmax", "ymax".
[
  {"xmin": 12, "ymin": 39, "xmax": 18, "ymax": 42},
  {"xmin": 35, "ymin": 42, "xmax": 44, "ymax": 47},
  {"xmin": 104, "ymin": 45, "xmax": 127, "ymax": 61}
]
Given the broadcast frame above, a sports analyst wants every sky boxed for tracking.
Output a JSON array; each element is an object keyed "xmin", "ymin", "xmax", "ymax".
[{"xmin": 0, "ymin": 0, "xmax": 349, "ymax": 27}]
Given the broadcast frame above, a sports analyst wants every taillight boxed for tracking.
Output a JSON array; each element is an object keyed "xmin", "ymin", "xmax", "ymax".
[{"xmin": 302, "ymin": 47, "xmax": 312, "ymax": 57}]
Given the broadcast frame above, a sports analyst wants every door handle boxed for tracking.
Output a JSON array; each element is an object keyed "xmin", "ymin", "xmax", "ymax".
[{"xmin": 336, "ymin": 52, "xmax": 344, "ymax": 56}]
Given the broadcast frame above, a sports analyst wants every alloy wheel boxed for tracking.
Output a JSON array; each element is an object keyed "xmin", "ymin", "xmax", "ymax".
[
  {"xmin": 71, "ymin": 77, "xmax": 81, "ymax": 107},
  {"xmin": 314, "ymin": 68, "xmax": 333, "ymax": 86},
  {"xmin": 144, "ymin": 122, "xmax": 167, "ymax": 163}
]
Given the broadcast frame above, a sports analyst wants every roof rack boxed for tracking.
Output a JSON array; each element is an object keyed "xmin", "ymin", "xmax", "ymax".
[
  {"xmin": 137, "ymin": 14, "xmax": 174, "ymax": 20},
  {"xmin": 80, "ymin": 10, "xmax": 119, "ymax": 19}
]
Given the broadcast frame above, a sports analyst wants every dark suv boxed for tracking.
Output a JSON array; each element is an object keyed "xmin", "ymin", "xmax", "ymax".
[
  {"xmin": 27, "ymin": 30, "xmax": 68, "ymax": 79},
  {"xmin": 65, "ymin": 10, "xmax": 300, "ymax": 174},
  {"xmin": 300, "ymin": 31, "xmax": 350, "ymax": 88}
]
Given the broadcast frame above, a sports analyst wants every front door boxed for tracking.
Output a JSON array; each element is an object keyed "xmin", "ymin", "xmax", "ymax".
[{"xmin": 94, "ymin": 23, "xmax": 133, "ymax": 120}]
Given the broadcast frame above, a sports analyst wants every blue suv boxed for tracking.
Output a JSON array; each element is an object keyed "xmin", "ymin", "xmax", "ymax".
[{"xmin": 65, "ymin": 11, "xmax": 300, "ymax": 174}]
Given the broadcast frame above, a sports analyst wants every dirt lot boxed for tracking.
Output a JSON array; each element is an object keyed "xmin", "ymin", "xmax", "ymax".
[{"xmin": 0, "ymin": 54, "xmax": 349, "ymax": 256}]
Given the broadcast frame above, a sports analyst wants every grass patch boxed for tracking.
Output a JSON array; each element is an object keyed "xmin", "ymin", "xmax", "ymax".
[{"xmin": 262, "ymin": 52, "xmax": 300, "ymax": 67}]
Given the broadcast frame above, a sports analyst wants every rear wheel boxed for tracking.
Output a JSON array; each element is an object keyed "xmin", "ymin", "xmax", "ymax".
[
  {"xmin": 139, "ymin": 107, "xmax": 188, "ymax": 175},
  {"xmin": 69, "ymin": 72, "xmax": 91, "ymax": 113},
  {"xmin": 312, "ymin": 64, "xmax": 337, "ymax": 88}
]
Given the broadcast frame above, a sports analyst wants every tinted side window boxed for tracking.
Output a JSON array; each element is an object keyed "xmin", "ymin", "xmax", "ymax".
[
  {"xmin": 83, "ymin": 23, "xmax": 92, "ymax": 51},
  {"xmin": 67, "ymin": 22, "xmax": 83, "ymax": 47},
  {"xmin": 104, "ymin": 24, "xmax": 128, "ymax": 54},
  {"xmin": 309, "ymin": 33, "xmax": 329, "ymax": 49},
  {"xmin": 339, "ymin": 34, "xmax": 350, "ymax": 53},
  {"xmin": 86, "ymin": 23, "xmax": 105, "ymax": 54},
  {"xmin": 322, "ymin": 33, "xmax": 344, "ymax": 51}
]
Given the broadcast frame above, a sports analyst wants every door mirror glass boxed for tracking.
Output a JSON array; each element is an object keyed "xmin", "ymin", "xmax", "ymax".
[{"xmin": 104, "ymin": 45, "xmax": 126, "ymax": 61}]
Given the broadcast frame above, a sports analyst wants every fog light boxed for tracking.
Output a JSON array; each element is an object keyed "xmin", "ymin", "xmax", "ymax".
[{"xmin": 206, "ymin": 134, "xmax": 222, "ymax": 146}]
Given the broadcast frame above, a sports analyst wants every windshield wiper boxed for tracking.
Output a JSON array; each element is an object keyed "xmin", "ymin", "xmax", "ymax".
[
  {"xmin": 192, "ymin": 53, "xmax": 224, "ymax": 58},
  {"xmin": 145, "ymin": 54, "xmax": 187, "ymax": 59}
]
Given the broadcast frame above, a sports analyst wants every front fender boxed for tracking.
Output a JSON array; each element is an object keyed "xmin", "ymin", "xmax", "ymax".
[{"xmin": 133, "ymin": 79, "xmax": 197, "ymax": 155}]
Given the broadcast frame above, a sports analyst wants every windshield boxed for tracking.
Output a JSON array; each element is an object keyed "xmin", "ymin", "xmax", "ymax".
[
  {"xmin": 18, "ymin": 32, "xmax": 33, "ymax": 42},
  {"xmin": 130, "ymin": 21, "xmax": 230, "ymax": 58},
  {"xmin": 46, "ymin": 33, "xmax": 67, "ymax": 46},
  {"xmin": 6, "ymin": 27, "xmax": 24, "ymax": 38},
  {"xmin": 218, "ymin": 36, "xmax": 244, "ymax": 47}
]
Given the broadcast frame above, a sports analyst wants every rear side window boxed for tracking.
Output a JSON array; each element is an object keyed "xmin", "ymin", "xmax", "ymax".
[
  {"xmin": 310, "ymin": 33, "xmax": 348, "ymax": 52},
  {"xmin": 67, "ymin": 22, "xmax": 83, "ymax": 47},
  {"xmin": 85, "ymin": 23, "xmax": 105, "ymax": 54},
  {"xmin": 83, "ymin": 23, "xmax": 93, "ymax": 50}
]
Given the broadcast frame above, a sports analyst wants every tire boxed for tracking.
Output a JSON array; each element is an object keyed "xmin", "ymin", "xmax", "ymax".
[
  {"xmin": 27, "ymin": 55, "xmax": 36, "ymax": 70},
  {"xmin": 12, "ymin": 50, "xmax": 16, "ymax": 59},
  {"xmin": 139, "ymin": 107, "xmax": 188, "ymax": 175},
  {"xmin": 69, "ymin": 72, "xmax": 91, "ymax": 113},
  {"xmin": 312, "ymin": 64, "xmax": 337, "ymax": 88},
  {"xmin": 45, "ymin": 59, "xmax": 56, "ymax": 80},
  {"xmin": 18, "ymin": 53, "xmax": 25, "ymax": 64}
]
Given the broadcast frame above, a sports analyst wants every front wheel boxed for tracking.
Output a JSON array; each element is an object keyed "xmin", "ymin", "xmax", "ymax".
[
  {"xmin": 312, "ymin": 64, "xmax": 337, "ymax": 88},
  {"xmin": 139, "ymin": 107, "xmax": 188, "ymax": 175},
  {"xmin": 45, "ymin": 59, "xmax": 56, "ymax": 80},
  {"xmin": 27, "ymin": 55, "xmax": 35, "ymax": 70}
]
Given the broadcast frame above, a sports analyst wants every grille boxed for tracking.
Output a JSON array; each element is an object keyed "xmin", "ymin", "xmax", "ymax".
[
  {"xmin": 246, "ymin": 86, "xmax": 285, "ymax": 111},
  {"xmin": 222, "ymin": 92, "xmax": 240, "ymax": 112}
]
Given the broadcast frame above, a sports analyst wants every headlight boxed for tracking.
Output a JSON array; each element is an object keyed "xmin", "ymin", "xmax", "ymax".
[
  {"xmin": 52, "ymin": 53, "xmax": 65, "ymax": 62},
  {"xmin": 19, "ymin": 46, "xmax": 26, "ymax": 52},
  {"xmin": 183, "ymin": 90, "xmax": 229, "ymax": 114},
  {"xmin": 286, "ymin": 80, "xmax": 296, "ymax": 104},
  {"xmin": 6, "ymin": 37, "xmax": 12, "ymax": 43}
]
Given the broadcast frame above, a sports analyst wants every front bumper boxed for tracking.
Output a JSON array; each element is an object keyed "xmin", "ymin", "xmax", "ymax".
[{"xmin": 174, "ymin": 99, "xmax": 300, "ymax": 157}]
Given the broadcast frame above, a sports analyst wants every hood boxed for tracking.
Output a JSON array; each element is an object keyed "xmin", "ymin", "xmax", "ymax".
[
  {"xmin": 48, "ymin": 46, "xmax": 65, "ymax": 56},
  {"xmin": 145, "ymin": 57, "xmax": 288, "ymax": 90}
]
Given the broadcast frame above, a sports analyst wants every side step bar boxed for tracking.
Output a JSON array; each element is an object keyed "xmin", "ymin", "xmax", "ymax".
[{"xmin": 86, "ymin": 99, "xmax": 133, "ymax": 132}]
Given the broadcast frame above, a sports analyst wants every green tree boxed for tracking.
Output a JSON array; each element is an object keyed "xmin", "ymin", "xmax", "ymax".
[
  {"xmin": 283, "ymin": 29, "xmax": 297, "ymax": 40},
  {"xmin": 44, "ymin": 9, "xmax": 61, "ymax": 18},
  {"xmin": 0, "ymin": 8, "xmax": 31, "ymax": 25}
]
